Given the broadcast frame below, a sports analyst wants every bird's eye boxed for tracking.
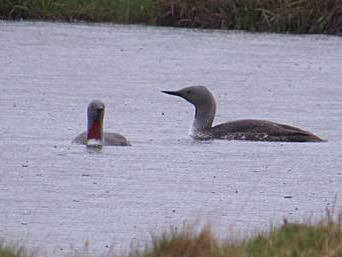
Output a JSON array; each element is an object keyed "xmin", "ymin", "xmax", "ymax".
[{"xmin": 186, "ymin": 90, "xmax": 191, "ymax": 94}]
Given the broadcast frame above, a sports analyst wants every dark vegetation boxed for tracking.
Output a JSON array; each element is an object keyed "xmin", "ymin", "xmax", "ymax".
[
  {"xmin": 2, "ymin": 216, "xmax": 342, "ymax": 257},
  {"xmin": 0, "ymin": 0, "xmax": 156, "ymax": 24},
  {"xmin": 1, "ymin": 0, "xmax": 342, "ymax": 34},
  {"xmin": 158, "ymin": 0, "xmax": 342, "ymax": 34}
]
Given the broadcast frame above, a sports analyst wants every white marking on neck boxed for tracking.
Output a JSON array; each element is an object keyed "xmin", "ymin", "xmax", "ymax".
[
  {"xmin": 189, "ymin": 123, "xmax": 197, "ymax": 138},
  {"xmin": 87, "ymin": 139, "xmax": 103, "ymax": 147},
  {"xmin": 189, "ymin": 122, "xmax": 211, "ymax": 139}
]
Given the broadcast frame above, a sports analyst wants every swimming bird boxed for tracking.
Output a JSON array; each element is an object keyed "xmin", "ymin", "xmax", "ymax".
[
  {"xmin": 73, "ymin": 100, "xmax": 131, "ymax": 146},
  {"xmin": 162, "ymin": 86, "xmax": 324, "ymax": 142}
]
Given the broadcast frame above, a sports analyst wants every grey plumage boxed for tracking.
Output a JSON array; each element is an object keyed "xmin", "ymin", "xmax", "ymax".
[
  {"xmin": 73, "ymin": 100, "xmax": 131, "ymax": 146},
  {"xmin": 162, "ymin": 86, "xmax": 324, "ymax": 142}
]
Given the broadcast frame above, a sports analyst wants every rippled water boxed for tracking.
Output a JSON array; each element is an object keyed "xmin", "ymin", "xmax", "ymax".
[{"xmin": 1, "ymin": 21, "xmax": 342, "ymax": 256}]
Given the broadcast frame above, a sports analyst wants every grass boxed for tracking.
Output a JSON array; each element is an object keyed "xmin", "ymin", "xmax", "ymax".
[
  {"xmin": 0, "ymin": 0, "xmax": 342, "ymax": 34},
  {"xmin": 0, "ymin": 0, "xmax": 157, "ymax": 24},
  {"xmin": 247, "ymin": 220, "xmax": 342, "ymax": 257},
  {"xmin": 157, "ymin": 0, "xmax": 342, "ymax": 34},
  {"xmin": 2, "ymin": 214, "xmax": 342, "ymax": 257},
  {"xmin": 0, "ymin": 243, "xmax": 33, "ymax": 257}
]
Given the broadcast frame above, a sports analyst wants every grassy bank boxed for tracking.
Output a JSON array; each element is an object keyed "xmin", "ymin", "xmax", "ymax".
[
  {"xmin": 2, "ymin": 217, "xmax": 342, "ymax": 257},
  {"xmin": 158, "ymin": 0, "xmax": 342, "ymax": 34},
  {"xmin": 0, "ymin": 0, "xmax": 342, "ymax": 34},
  {"xmin": 0, "ymin": 0, "xmax": 157, "ymax": 24}
]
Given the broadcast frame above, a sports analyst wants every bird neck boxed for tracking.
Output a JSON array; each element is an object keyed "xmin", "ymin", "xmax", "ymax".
[
  {"xmin": 191, "ymin": 100, "xmax": 216, "ymax": 136},
  {"xmin": 87, "ymin": 118, "xmax": 104, "ymax": 143}
]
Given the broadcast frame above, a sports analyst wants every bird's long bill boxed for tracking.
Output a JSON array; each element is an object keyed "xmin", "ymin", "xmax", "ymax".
[{"xmin": 161, "ymin": 90, "xmax": 182, "ymax": 97}]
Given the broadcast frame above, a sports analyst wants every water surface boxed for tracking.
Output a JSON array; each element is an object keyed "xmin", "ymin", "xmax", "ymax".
[{"xmin": 1, "ymin": 21, "xmax": 342, "ymax": 256}]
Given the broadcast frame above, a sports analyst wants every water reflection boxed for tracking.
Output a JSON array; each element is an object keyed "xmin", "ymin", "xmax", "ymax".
[{"xmin": 85, "ymin": 144, "xmax": 103, "ymax": 154}]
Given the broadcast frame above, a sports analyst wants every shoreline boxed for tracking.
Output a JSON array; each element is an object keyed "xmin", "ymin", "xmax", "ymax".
[
  {"xmin": 1, "ymin": 0, "xmax": 341, "ymax": 34},
  {"xmin": 1, "ymin": 217, "xmax": 342, "ymax": 257}
]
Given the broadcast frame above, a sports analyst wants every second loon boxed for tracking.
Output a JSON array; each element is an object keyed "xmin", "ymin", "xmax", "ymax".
[
  {"xmin": 162, "ymin": 86, "xmax": 324, "ymax": 142},
  {"xmin": 73, "ymin": 100, "xmax": 131, "ymax": 146}
]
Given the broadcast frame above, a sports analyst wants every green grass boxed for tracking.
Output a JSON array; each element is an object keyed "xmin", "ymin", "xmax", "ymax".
[
  {"xmin": 2, "ymin": 216, "xmax": 342, "ymax": 257},
  {"xmin": 0, "ymin": 243, "xmax": 32, "ymax": 257},
  {"xmin": 0, "ymin": 0, "xmax": 156, "ymax": 24},
  {"xmin": 247, "ymin": 221, "xmax": 342, "ymax": 257},
  {"xmin": 0, "ymin": 0, "xmax": 341, "ymax": 34}
]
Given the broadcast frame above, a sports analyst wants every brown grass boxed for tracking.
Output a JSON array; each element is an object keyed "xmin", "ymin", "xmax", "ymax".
[
  {"xmin": 156, "ymin": 0, "xmax": 342, "ymax": 34},
  {"xmin": 1, "ymin": 0, "xmax": 341, "ymax": 33},
  {"xmin": 2, "ymin": 215, "xmax": 342, "ymax": 257},
  {"xmin": 134, "ymin": 225, "xmax": 246, "ymax": 257}
]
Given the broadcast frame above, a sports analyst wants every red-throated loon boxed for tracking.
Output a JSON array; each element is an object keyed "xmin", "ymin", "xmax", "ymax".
[
  {"xmin": 162, "ymin": 86, "xmax": 325, "ymax": 142},
  {"xmin": 73, "ymin": 100, "xmax": 131, "ymax": 146}
]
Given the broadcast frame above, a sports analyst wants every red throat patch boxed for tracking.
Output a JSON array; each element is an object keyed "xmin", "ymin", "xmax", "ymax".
[{"xmin": 88, "ymin": 121, "xmax": 102, "ymax": 140}]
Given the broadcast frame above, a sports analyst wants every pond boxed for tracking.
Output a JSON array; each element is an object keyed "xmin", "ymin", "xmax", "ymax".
[{"xmin": 0, "ymin": 21, "xmax": 342, "ymax": 256}]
